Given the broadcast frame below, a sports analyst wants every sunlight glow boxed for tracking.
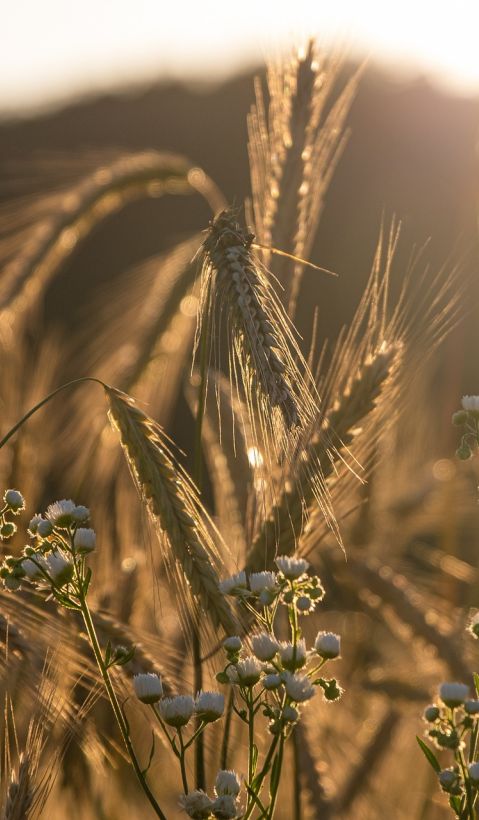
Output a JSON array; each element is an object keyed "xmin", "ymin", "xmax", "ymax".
[{"xmin": 2, "ymin": 0, "xmax": 479, "ymax": 113}]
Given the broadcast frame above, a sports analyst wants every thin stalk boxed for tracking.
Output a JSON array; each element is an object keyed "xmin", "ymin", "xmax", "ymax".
[
  {"xmin": 178, "ymin": 728, "xmax": 190, "ymax": 794},
  {"xmin": 220, "ymin": 690, "xmax": 234, "ymax": 769},
  {"xmin": 292, "ymin": 730, "xmax": 301, "ymax": 820},
  {"xmin": 267, "ymin": 732, "xmax": 286, "ymax": 820},
  {"xmin": 76, "ymin": 578, "xmax": 166, "ymax": 819},
  {"xmin": 0, "ymin": 377, "xmax": 106, "ymax": 450},
  {"xmin": 191, "ymin": 284, "xmax": 212, "ymax": 791}
]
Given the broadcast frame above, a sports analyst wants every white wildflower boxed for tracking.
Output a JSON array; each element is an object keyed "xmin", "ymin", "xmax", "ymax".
[
  {"xmin": 226, "ymin": 666, "xmax": 239, "ymax": 683},
  {"xmin": 74, "ymin": 528, "xmax": 96, "ymax": 554},
  {"xmin": 212, "ymin": 794, "xmax": 239, "ymax": 819},
  {"xmin": 4, "ymin": 490, "xmax": 24, "ymax": 513},
  {"xmin": 263, "ymin": 673, "xmax": 281, "ymax": 691},
  {"xmin": 158, "ymin": 695, "xmax": 195, "ymax": 727},
  {"xmin": 27, "ymin": 515, "xmax": 43, "ymax": 535},
  {"xmin": 282, "ymin": 671, "xmax": 315, "ymax": 703},
  {"xmin": 439, "ymin": 682, "xmax": 469, "ymax": 708},
  {"xmin": 44, "ymin": 551, "xmax": 73, "ymax": 586},
  {"xmin": 249, "ymin": 571, "xmax": 277, "ymax": 594},
  {"xmin": 462, "ymin": 396, "xmax": 479, "ymax": 412},
  {"xmin": 214, "ymin": 770, "xmax": 241, "ymax": 797},
  {"xmin": 438, "ymin": 768, "xmax": 458, "ymax": 792},
  {"xmin": 283, "ymin": 705, "xmax": 299, "ymax": 722},
  {"xmin": 37, "ymin": 519, "xmax": 53, "ymax": 537},
  {"xmin": 465, "ymin": 700, "xmax": 479, "ymax": 715},
  {"xmin": 72, "ymin": 505, "xmax": 90, "ymax": 523},
  {"xmin": 314, "ymin": 632, "xmax": 341, "ymax": 660},
  {"xmin": 424, "ymin": 705, "xmax": 440, "ymax": 722},
  {"xmin": 21, "ymin": 556, "xmax": 46, "ymax": 581},
  {"xmin": 219, "ymin": 571, "xmax": 248, "ymax": 596},
  {"xmin": 279, "ymin": 639, "xmax": 307, "ymax": 670},
  {"xmin": 195, "ymin": 691, "xmax": 224, "ymax": 722},
  {"xmin": 236, "ymin": 656, "xmax": 262, "ymax": 686},
  {"xmin": 296, "ymin": 595, "xmax": 314, "ymax": 613},
  {"xmin": 133, "ymin": 673, "xmax": 163, "ymax": 704},
  {"xmin": 468, "ymin": 611, "xmax": 479, "ymax": 639},
  {"xmin": 179, "ymin": 790, "xmax": 214, "ymax": 819},
  {"xmin": 45, "ymin": 499, "xmax": 76, "ymax": 528},
  {"xmin": 275, "ymin": 555, "xmax": 309, "ymax": 580},
  {"xmin": 223, "ymin": 636, "xmax": 242, "ymax": 653},
  {"xmin": 251, "ymin": 632, "xmax": 279, "ymax": 662}
]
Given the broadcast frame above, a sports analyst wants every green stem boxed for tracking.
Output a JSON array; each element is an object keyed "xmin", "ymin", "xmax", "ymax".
[
  {"xmin": 220, "ymin": 689, "xmax": 234, "ymax": 769},
  {"xmin": 243, "ymin": 733, "xmax": 280, "ymax": 820},
  {"xmin": 0, "ymin": 377, "xmax": 107, "ymax": 450},
  {"xmin": 178, "ymin": 728, "xmax": 190, "ymax": 794},
  {"xmin": 77, "ymin": 578, "xmax": 166, "ymax": 818},
  {"xmin": 267, "ymin": 732, "xmax": 286, "ymax": 820}
]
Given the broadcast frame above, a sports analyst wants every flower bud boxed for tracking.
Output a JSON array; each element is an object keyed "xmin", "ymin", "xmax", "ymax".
[
  {"xmin": 424, "ymin": 705, "xmax": 440, "ymax": 722},
  {"xmin": 4, "ymin": 490, "xmax": 24, "ymax": 513}
]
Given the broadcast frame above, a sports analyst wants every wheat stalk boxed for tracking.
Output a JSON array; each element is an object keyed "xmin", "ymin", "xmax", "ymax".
[
  {"xmin": 2, "ymin": 755, "xmax": 32, "ymax": 820},
  {"xmin": 104, "ymin": 385, "xmax": 238, "ymax": 637},
  {"xmin": 246, "ymin": 346, "xmax": 398, "ymax": 571},
  {"xmin": 0, "ymin": 152, "xmax": 223, "ymax": 332}
]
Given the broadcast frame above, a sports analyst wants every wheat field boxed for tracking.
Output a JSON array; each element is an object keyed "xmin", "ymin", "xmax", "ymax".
[{"xmin": 0, "ymin": 41, "xmax": 478, "ymax": 820}]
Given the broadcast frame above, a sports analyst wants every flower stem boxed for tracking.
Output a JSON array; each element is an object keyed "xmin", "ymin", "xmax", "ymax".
[{"xmin": 76, "ymin": 578, "xmax": 166, "ymax": 819}]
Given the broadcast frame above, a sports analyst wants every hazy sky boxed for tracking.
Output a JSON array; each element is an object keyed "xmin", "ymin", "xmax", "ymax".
[{"xmin": 2, "ymin": 0, "xmax": 479, "ymax": 113}]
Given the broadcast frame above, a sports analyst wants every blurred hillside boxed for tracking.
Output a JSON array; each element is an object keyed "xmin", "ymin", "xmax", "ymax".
[{"xmin": 0, "ymin": 63, "xmax": 478, "ymax": 446}]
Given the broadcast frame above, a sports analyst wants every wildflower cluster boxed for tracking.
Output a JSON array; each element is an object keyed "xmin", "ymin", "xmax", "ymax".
[
  {"xmin": 179, "ymin": 770, "xmax": 241, "ymax": 819},
  {"xmin": 0, "ymin": 495, "xmax": 96, "ymax": 600},
  {"xmin": 217, "ymin": 555, "xmax": 342, "ymax": 817},
  {"xmin": 418, "ymin": 614, "xmax": 479, "ymax": 818},
  {"xmin": 452, "ymin": 395, "xmax": 479, "ymax": 460},
  {"xmin": 133, "ymin": 671, "xmax": 228, "ymax": 808}
]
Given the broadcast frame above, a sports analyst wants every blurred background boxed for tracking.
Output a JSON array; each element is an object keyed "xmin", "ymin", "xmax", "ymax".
[{"xmin": 2, "ymin": 3, "xmax": 479, "ymax": 818}]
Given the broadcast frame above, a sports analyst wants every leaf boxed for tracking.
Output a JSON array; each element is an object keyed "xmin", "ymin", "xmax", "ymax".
[
  {"xmin": 416, "ymin": 736, "xmax": 441, "ymax": 773},
  {"xmin": 474, "ymin": 673, "xmax": 479, "ymax": 698}
]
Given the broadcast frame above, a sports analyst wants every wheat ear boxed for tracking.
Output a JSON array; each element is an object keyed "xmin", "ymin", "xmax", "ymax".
[
  {"xmin": 246, "ymin": 347, "xmax": 397, "ymax": 571},
  {"xmin": 0, "ymin": 152, "xmax": 222, "ymax": 329},
  {"xmin": 104, "ymin": 386, "xmax": 238, "ymax": 636},
  {"xmin": 3, "ymin": 756, "xmax": 32, "ymax": 820}
]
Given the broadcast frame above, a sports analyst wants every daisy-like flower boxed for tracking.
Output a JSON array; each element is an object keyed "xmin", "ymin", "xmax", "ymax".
[
  {"xmin": 462, "ymin": 396, "xmax": 479, "ymax": 412},
  {"xmin": 275, "ymin": 555, "xmax": 309, "ymax": 580},
  {"xmin": 467, "ymin": 611, "xmax": 479, "ymax": 640},
  {"xmin": 27, "ymin": 515, "xmax": 43, "ymax": 535},
  {"xmin": 251, "ymin": 632, "xmax": 279, "ymax": 662},
  {"xmin": 37, "ymin": 519, "xmax": 53, "ymax": 538},
  {"xmin": 4, "ymin": 489, "xmax": 24, "ymax": 513},
  {"xmin": 46, "ymin": 499, "xmax": 77, "ymax": 528},
  {"xmin": 212, "ymin": 794, "xmax": 239, "ymax": 819},
  {"xmin": 219, "ymin": 571, "xmax": 248, "ymax": 596},
  {"xmin": 21, "ymin": 556, "xmax": 46, "ymax": 581},
  {"xmin": 214, "ymin": 770, "xmax": 241, "ymax": 797},
  {"xmin": 438, "ymin": 768, "xmax": 459, "ymax": 792},
  {"xmin": 279, "ymin": 639, "xmax": 307, "ymax": 671},
  {"xmin": 158, "ymin": 695, "xmax": 195, "ymax": 727},
  {"xmin": 283, "ymin": 705, "xmax": 299, "ymax": 723},
  {"xmin": 223, "ymin": 636, "xmax": 242, "ymax": 653},
  {"xmin": 465, "ymin": 700, "xmax": 479, "ymax": 715},
  {"xmin": 439, "ymin": 682, "xmax": 469, "ymax": 708},
  {"xmin": 296, "ymin": 595, "xmax": 314, "ymax": 613},
  {"xmin": 282, "ymin": 671, "xmax": 315, "ymax": 703},
  {"xmin": 263, "ymin": 673, "xmax": 281, "ymax": 691},
  {"xmin": 44, "ymin": 551, "xmax": 73, "ymax": 586},
  {"xmin": 195, "ymin": 691, "xmax": 224, "ymax": 723},
  {"xmin": 179, "ymin": 789, "xmax": 214, "ymax": 819},
  {"xmin": 236, "ymin": 656, "xmax": 262, "ymax": 686},
  {"xmin": 133, "ymin": 673, "xmax": 163, "ymax": 704},
  {"xmin": 72, "ymin": 505, "xmax": 90, "ymax": 523},
  {"xmin": 314, "ymin": 632, "xmax": 341, "ymax": 660},
  {"xmin": 74, "ymin": 528, "xmax": 96, "ymax": 554},
  {"xmin": 423, "ymin": 705, "xmax": 440, "ymax": 722},
  {"xmin": 249, "ymin": 571, "xmax": 277, "ymax": 594}
]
